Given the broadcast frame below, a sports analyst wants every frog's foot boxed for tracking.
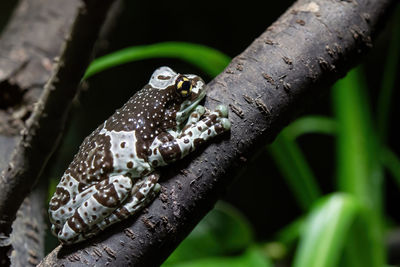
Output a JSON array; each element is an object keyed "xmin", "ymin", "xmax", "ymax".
[
  {"xmin": 50, "ymin": 181, "xmax": 100, "ymax": 237},
  {"xmin": 99, "ymin": 173, "xmax": 160, "ymax": 229},
  {"xmin": 73, "ymin": 173, "xmax": 161, "ymax": 241},
  {"xmin": 183, "ymin": 105, "xmax": 206, "ymax": 130},
  {"xmin": 58, "ymin": 175, "xmax": 132, "ymax": 244},
  {"xmin": 183, "ymin": 104, "xmax": 230, "ymax": 137}
]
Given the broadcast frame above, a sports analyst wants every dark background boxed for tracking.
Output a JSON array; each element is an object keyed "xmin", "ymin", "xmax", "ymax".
[{"xmin": 1, "ymin": 0, "xmax": 399, "ymax": 244}]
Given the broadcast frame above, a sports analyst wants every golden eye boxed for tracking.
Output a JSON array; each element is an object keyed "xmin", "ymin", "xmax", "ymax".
[{"xmin": 176, "ymin": 76, "xmax": 192, "ymax": 97}]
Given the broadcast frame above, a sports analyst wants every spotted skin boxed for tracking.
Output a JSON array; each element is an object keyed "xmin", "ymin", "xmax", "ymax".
[{"xmin": 49, "ymin": 66, "xmax": 231, "ymax": 244}]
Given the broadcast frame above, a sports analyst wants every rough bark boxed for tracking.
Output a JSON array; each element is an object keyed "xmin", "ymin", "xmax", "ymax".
[
  {"xmin": 0, "ymin": 0, "xmax": 116, "ymax": 264},
  {"xmin": 0, "ymin": 0, "xmax": 78, "ymax": 172},
  {"xmin": 0, "ymin": 1, "xmax": 80, "ymax": 265},
  {"xmin": 38, "ymin": 0, "xmax": 396, "ymax": 266},
  {"xmin": 9, "ymin": 182, "xmax": 47, "ymax": 267}
]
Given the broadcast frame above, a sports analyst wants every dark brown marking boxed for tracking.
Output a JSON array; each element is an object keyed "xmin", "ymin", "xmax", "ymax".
[
  {"xmin": 115, "ymin": 207, "xmax": 130, "ymax": 219},
  {"xmin": 157, "ymin": 75, "xmax": 171, "ymax": 80},
  {"xmin": 67, "ymin": 211, "xmax": 88, "ymax": 234},
  {"xmin": 159, "ymin": 140, "xmax": 182, "ymax": 163},
  {"xmin": 136, "ymin": 191, "xmax": 145, "ymax": 201},
  {"xmin": 49, "ymin": 187, "xmax": 70, "ymax": 211},
  {"xmin": 120, "ymin": 142, "xmax": 126, "ymax": 148},
  {"xmin": 215, "ymin": 124, "xmax": 225, "ymax": 134},
  {"xmin": 65, "ymin": 133, "xmax": 113, "ymax": 186},
  {"xmin": 93, "ymin": 183, "xmax": 120, "ymax": 208},
  {"xmin": 127, "ymin": 161, "xmax": 133, "ymax": 168},
  {"xmin": 78, "ymin": 183, "xmax": 86, "ymax": 193}
]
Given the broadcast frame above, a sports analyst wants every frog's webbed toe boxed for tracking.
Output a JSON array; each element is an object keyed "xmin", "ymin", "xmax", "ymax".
[
  {"xmin": 182, "ymin": 105, "xmax": 206, "ymax": 130},
  {"xmin": 215, "ymin": 104, "xmax": 229, "ymax": 118}
]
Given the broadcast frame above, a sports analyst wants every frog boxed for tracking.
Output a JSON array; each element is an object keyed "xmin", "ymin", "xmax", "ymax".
[{"xmin": 48, "ymin": 66, "xmax": 231, "ymax": 244}]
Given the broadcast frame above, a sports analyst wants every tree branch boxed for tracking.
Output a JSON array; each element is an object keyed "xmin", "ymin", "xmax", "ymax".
[
  {"xmin": 39, "ymin": 0, "xmax": 396, "ymax": 266},
  {"xmin": 0, "ymin": 0, "xmax": 116, "ymax": 264},
  {"xmin": 9, "ymin": 182, "xmax": 47, "ymax": 266}
]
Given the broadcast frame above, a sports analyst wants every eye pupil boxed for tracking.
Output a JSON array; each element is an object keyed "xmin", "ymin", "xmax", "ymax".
[
  {"xmin": 176, "ymin": 77, "xmax": 192, "ymax": 97},
  {"xmin": 182, "ymin": 81, "xmax": 191, "ymax": 91}
]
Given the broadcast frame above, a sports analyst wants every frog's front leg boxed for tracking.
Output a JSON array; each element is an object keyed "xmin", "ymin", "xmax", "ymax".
[
  {"xmin": 72, "ymin": 173, "xmax": 161, "ymax": 241},
  {"xmin": 58, "ymin": 175, "xmax": 132, "ymax": 244},
  {"xmin": 182, "ymin": 105, "xmax": 206, "ymax": 129},
  {"xmin": 150, "ymin": 105, "xmax": 230, "ymax": 165}
]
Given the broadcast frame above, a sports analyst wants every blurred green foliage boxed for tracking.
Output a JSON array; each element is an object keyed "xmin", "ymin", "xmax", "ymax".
[{"xmin": 44, "ymin": 5, "xmax": 400, "ymax": 266}]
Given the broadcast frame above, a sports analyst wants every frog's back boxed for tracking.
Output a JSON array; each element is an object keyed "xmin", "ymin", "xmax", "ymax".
[{"xmin": 66, "ymin": 125, "xmax": 114, "ymax": 186}]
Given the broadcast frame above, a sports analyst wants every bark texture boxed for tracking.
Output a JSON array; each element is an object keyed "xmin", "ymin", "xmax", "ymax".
[
  {"xmin": 0, "ymin": 1, "xmax": 80, "ymax": 265},
  {"xmin": 0, "ymin": 0, "xmax": 116, "ymax": 264},
  {"xmin": 39, "ymin": 0, "xmax": 396, "ymax": 266},
  {"xmin": 9, "ymin": 183, "xmax": 47, "ymax": 267}
]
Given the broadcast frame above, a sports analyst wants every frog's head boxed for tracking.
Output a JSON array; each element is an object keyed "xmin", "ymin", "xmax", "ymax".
[{"xmin": 149, "ymin": 66, "xmax": 206, "ymax": 129}]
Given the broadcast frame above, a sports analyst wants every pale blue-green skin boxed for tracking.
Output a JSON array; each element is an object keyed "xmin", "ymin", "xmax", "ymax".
[{"xmin": 49, "ymin": 67, "xmax": 231, "ymax": 244}]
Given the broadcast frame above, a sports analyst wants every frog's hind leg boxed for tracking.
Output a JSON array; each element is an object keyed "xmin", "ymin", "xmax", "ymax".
[
  {"xmin": 58, "ymin": 175, "xmax": 132, "ymax": 244},
  {"xmin": 50, "ymin": 185, "xmax": 98, "ymax": 237},
  {"xmin": 80, "ymin": 173, "xmax": 160, "ymax": 240}
]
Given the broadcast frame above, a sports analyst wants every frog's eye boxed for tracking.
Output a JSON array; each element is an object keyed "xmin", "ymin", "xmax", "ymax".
[{"xmin": 175, "ymin": 76, "xmax": 192, "ymax": 97}]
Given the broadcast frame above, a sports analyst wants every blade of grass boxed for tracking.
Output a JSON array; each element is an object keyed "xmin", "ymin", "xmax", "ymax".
[
  {"xmin": 332, "ymin": 67, "xmax": 385, "ymax": 266},
  {"xmin": 84, "ymin": 42, "xmax": 231, "ymax": 79},
  {"xmin": 377, "ymin": 5, "xmax": 400, "ymax": 141},
  {"xmin": 380, "ymin": 147, "xmax": 400, "ymax": 189},
  {"xmin": 332, "ymin": 68, "xmax": 376, "ymax": 206},
  {"xmin": 293, "ymin": 193, "xmax": 359, "ymax": 267},
  {"xmin": 275, "ymin": 216, "xmax": 304, "ymax": 247},
  {"xmin": 268, "ymin": 132, "xmax": 322, "ymax": 211},
  {"xmin": 284, "ymin": 116, "xmax": 337, "ymax": 141}
]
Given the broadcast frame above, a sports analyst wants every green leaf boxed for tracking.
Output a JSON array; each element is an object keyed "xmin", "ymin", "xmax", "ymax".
[
  {"xmin": 332, "ymin": 67, "xmax": 385, "ymax": 266},
  {"xmin": 84, "ymin": 42, "xmax": 231, "ymax": 79},
  {"xmin": 268, "ymin": 132, "xmax": 322, "ymax": 211},
  {"xmin": 275, "ymin": 216, "xmax": 304, "ymax": 247},
  {"xmin": 164, "ymin": 201, "xmax": 254, "ymax": 265},
  {"xmin": 293, "ymin": 193, "xmax": 359, "ymax": 267},
  {"xmin": 332, "ymin": 67, "xmax": 384, "ymax": 212},
  {"xmin": 283, "ymin": 116, "xmax": 337, "ymax": 141},
  {"xmin": 163, "ymin": 246, "xmax": 272, "ymax": 267},
  {"xmin": 380, "ymin": 147, "xmax": 400, "ymax": 189}
]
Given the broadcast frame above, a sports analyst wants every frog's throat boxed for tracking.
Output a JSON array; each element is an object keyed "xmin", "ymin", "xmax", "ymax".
[{"xmin": 176, "ymin": 89, "xmax": 207, "ymax": 126}]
